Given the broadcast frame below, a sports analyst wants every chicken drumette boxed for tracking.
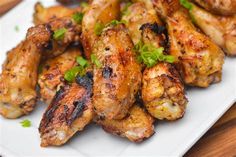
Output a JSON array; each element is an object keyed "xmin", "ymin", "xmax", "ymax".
[
  {"xmin": 192, "ymin": 0, "xmax": 236, "ymax": 16},
  {"xmin": 122, "ymin": 1, "xmax": 187, "ymax": 120},
  {"xmin": 0, "ymin": 17, "xmax": 81, "ymax": 118},
  {"xmin": 152, "ymin": 0, "xmax": 225, "ymax": 88},
  {"xmin": 185, "ymin": 2, "xmax": 236, "ymax": 56}
]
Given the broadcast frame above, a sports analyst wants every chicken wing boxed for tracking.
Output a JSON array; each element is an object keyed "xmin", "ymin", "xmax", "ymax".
[
  {"xmin": 81, "ymin": 0, "xmax": 120, "ymax": 58},
  {"xmin": 92, "ymin": 25, "xmax": 142, "ymax": 120},
  {"xmin": 0, "ymin": 17, "xmax": 81, "ymax": 119},
  {"xmin": 38, "ymin": 47, "xmax": 81, "ymax": 105},
  {"xmin": 122, "ymin": 1, "xmax": 187, "ymax": 120},
  {"xmin": 94, "ymin": 105, "xmax": 155, "ymax": 142},
  {"xmin": 187, "ymin": 2, "xmax": 236, "ymax": 56},
  {"xmin": 33, "ymin": 2, "xmax": 81, "ymax": 25},
  {"xmin": 39, "ymin": 72, "xmax": 93, "ymax": 147},
  {"xmin": 152, "ymin": 0, "xmax": 225, "ymax": 88},
  {"xmin": 192, "ymin": 0, "xmax": 236, "ymax": 16}
]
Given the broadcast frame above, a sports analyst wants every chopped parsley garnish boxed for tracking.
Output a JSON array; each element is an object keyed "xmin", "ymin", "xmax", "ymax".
[
  {"xmin": 64, "ymin": 56, "xmax": 89, "ymax": 82},
  {"xmin": 94, "ymin": 22, "xmax": 105, "ymax": 35},
  {"xmin": 179, "ymin": 0, "xmax": 193, "ymax": 10},
  {"xmin": 91, "ymin": 54, "xmax": 102, "ymax": 68},
  {"xmin": 72, "ymin": 12, "xmax": 84, "ymax": 24},
  {"xmin": 76, "ymin": 56, "xmax": 89, "ymax": 67},
  {"xmin": 108, "ymin": 20, "xmax": 127, "ymax": 26},
  {"xmin": 64, "ymin": 66, "xmax": 85, "ymax": 82},
  {"xmin": 53, "ymin": 28, "xmax": 67, "ymax": 40},
  {"xmin": 15, "ymin": 25, "xmax": 19, "ymax": 32},
  {"xmin": 121, "ymin": 2, "xmax": 132, "ymax": 16},
  {"xmin": 20, "ymin": 119, "xmax": 31, "ymax": 128},
  {"xmin": 135, "ymin": 41, "xmax": 175, "ymax": 67},
  {"xmin": 94, "ymin": 20, "xmax": 126, "ymax": 36}
]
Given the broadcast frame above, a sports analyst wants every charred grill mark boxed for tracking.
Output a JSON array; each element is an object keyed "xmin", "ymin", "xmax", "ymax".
[
  {"xmin": 67, "ymin": 98, "xmax": 86, "ymax": 125},
  {"xmin": 39, "ymin": 86, "xmax": 67, "ymax": 130},
  {"xmin": 140, "ymin": 23, "xmax": 166, "ymax": 35},
  {"xmin": 76, "ymin": 72, "xmax": 93, "ymax": 92},
  {"xmin": 102, "ymin": 66, "xmax": 113, "ymax": 79}
]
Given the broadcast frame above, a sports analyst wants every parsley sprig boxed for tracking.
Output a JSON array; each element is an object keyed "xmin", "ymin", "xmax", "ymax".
[
  {"xmin": 134, "ymin": 41, "xmax": 175, "ymax": 67},
  {"xmin": 91, "ymin": 54, "xmax": 102, "ymax": 68},
  {"xmin": 179, "ymin": 0, "xmax": 193, "ymax": 10},
  {"xmin": 64, "ymin": 54, "xmax": 102, "ymax": 82},
  {"xmin": 94, "ymin": 20, "xmax": 127, "ymax": 36},
  {"xmin": 64, "ymin": 56, "xmax": 89, "ymax": 82},
  {"xmin": 53, "ymin": 28, "xmax": 67, "ymax": 40},
  {"xmin": 20, "ymin": 119, "xmax": 31, "ymax": 128}
]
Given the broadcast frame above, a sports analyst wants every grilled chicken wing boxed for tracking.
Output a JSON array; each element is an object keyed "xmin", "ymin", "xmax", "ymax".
[
  {"xmin": 33, "ymin": 2, "xmax": 81, "ymax": 25},
  {"xmin": 122, "ymin": 1, "xmax": 187, "ymax": 120},
  {"xmin": 81, "ymin": 0, "xmax": 120, "ymax": 58},
  {"xmin": 0, "ymin": 18, "xmax": 81, "ymax": 119},
  {"xmin": 39, "ymin": 72, "xmax": 94, "ymax": 147},
  {"xmin": 94, "ymin": 105, "xmax": 155, "ymax": 142},
  {"xmin": 192, "ymin": 0, "xmax": 236, "ymax": 16},
  {"xmin": 188, "ymin": 3, "xmax": 236, "ymax": 56},
  {"xmin": 152, "ymin": 0, "xmax": 225, "ymax": 87},
  {"xmin": 38, "ymin": 47, "xmax": 81, "ymax": 104},
  {"xmin": 142, "ymin": 63, "xmax": 187, "ymax": 120},
  {"xmin": 92, "ymin": 25, "xmax": 142, "ymax": 120}
]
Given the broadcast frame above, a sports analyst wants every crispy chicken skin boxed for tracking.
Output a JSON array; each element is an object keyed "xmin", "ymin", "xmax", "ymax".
[
  {"xmin": 38, "ymin": 47, "xmax": 81, "ymax": 105},
  {"xmin": 81, "ymin": 0, "xmax": 120, "ymax": 58},
  {"xmin": 122, "ymin": 1, "xmax": 162, "ymax": 45},
  {"xmin": 142, "ymin": 63, "xmax": 187, "ymax": 120},
  {"xmin": 123, "ymin": 1, "xmax": 187, "ymax": 120},
  {"xmin": 92, "ymin": 25, "xmax": 142, "ymax": 120},
  {"xmin": 94, "ymin": 105, "xmax": 155, "ymax": 142},
  {"xmin": 189, "ymin": 3, "xmax": 236, "ymax": 56},
  {"xmin": 192, "ymin": 0, "xmax": 236, "ymax": 16},
  {"xmin": 39, "ymin": 72, "xmax": 94, "ymax": 147},
  {"xmin": 152, "ymin": 0, "xmax": 225, "ymax": 88},
  {"xmin": 0, "ymin": 18, "xmax": 81, "ymax": 119},
  {"xmin": 33, "ymin": 2, "xmax": 81, "ymax": 25}
]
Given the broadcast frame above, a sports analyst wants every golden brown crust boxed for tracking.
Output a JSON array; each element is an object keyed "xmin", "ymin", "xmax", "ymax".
[
  {"xmin": 142, "ymin": 63, "xmax": 187, "ymax": 120},
  {"xmin": 92, "ymin": 25, "xmax": 142, "ymax": 120},
  {"xmin": 123, "ymin": 1, "xmax": 187, "ymax": 120},
  {"xmin": 33, "ymin": 2, "xmax": 81, "ymax": 25},
  {"xmin": 94, "ymin": 105, "xmax": 155, "ymax": 142},
  {"xmin": 0, "ymin": 17, "xmax": 81, "ymax": 119},
  {"xmin": 38, "ymin": 47, "xmax": 81, "ymax": 104},
  {"xmin": 39, "ymin": 72, "xmax": 94, "ymax": 147},
  {"xmin": 190, "ymin": 4, "xmax": 236, "ymax": 56},
  {"xmin": 81, "ymin": 0, "xmax": 120, "ymax": 58},
  {"xmin": 153, "ymin": 0, "xmax": 225, "ymax": 87},
  {"xmin": 192, "ymin": 0, "xmax": 236, "ymax": 16}
]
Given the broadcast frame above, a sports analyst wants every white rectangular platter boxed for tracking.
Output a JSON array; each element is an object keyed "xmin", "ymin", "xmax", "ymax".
[{"xmin": 0, "ymin": 1, "xmax": 236, "ymax": 157}]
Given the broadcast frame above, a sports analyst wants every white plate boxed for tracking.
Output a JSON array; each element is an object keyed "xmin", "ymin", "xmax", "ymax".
[{"xmin": 0, "ymin": 1, "xmax": 236, "ymax": 157}]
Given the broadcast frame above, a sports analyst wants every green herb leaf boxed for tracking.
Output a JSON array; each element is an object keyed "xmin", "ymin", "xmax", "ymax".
[
  {"xmin": 64, "ymin": 66, "xmax": 85, "ymax": 82},
  {"xmin": 179, "ymin": 0, "xmax": 193, "ymax": 10},
  {"xmin": 94, "ymin": 22, "xmax": 105, "ymax": 36},
  {"xmin": 72, "ymin": 12, "xmax": 84, "ymax": 24},
  {"xmin": 20, "ymin": 119, "xmax": 31, "ymax": 128},
  {"xmin": 53, "ymin": 28, "xmax": 67, "ymax": 40},
  {"xmin": 91, "ymin": 54, "xmax": 102, "ymax": 68},
  {"xmin": 76, "ymin": 56, "xmax": 89, "ymax": 67},
  {"xmin": 107, "ymin": 20, "xmax": 127, "ymax": 27},
  {"xmin": 135, "ymin": 42, "xmax": 175, "ymax": 67},
  {"xmin": 121, "ymin": 2, "xmax": 132, "ymax": 16},
  {"xmin": 15, "ymin": 25, "xmax": 19, "ymax": 32}
]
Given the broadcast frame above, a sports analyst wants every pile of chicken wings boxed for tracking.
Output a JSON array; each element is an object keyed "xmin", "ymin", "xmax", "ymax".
[{"xmin": 0, "ymin": 0, "xmax": 235, "ymax": 147}]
